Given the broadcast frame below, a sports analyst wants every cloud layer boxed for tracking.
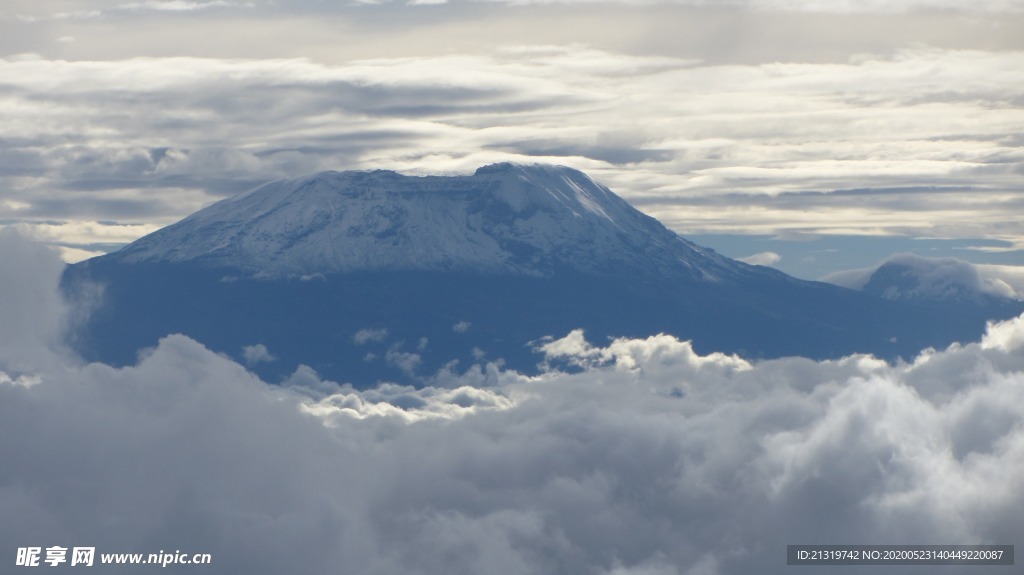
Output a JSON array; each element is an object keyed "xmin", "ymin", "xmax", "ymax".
[
  {"xmin": 5, "ymin": 0, "xmax": 1024, "ymax": 15},
  {"xmin": 1, "ymin": 28, "xmax": 1022, "ymax": 264},
  {"xmin": 3, "ymin": 234, "xmax": 1024, "ymax": 574}
]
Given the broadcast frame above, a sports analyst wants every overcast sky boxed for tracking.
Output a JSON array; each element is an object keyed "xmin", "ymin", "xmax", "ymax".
[{"xmin": 1, "ymin": 0, "xmax": 1023, "ymax": 277}]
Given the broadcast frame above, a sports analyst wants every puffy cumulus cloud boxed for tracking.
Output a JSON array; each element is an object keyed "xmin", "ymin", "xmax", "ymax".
[
  {"xmin": 536, "ymin": 329, "xmax": 753, "ymax": 376},
  {"xmin": 982, "ymin": 313, "xmax": 1024, "ymax": 352},
  {"xmin": 353, "ymin": 327, "xmax": 389, "ymax": 344},
  {"xmin": 241, "ymin": 343, "xmax": 275, "ymax": 365},
  {"xmin": 1, "ymin": 44, "xmax": 1022, "ymax": 262},
  {"xmin": 4, "ymin": 235, "xmax": 1024, "ymax": 574},
  {"xmin": 7, "ymin": 317, "xmax": 1024, "ymax": 573},
  {"xmin": 299, "ymin": 381, "xmax": 517, "ymax": 423},
  {"xmin": 384, "ymin": 347, "xmax": 423, "ymax": 376},
  {"xmin": 0, "ymin": 335, "xmax": 359, "ymax": 574}
]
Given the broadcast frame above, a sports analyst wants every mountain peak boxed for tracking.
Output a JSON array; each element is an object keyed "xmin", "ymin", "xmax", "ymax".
[
  {"xmin": 825, "ymin": 253, "xmax": 1022, "ymax": 304},
  {"xmin": 473, "ymin": 161, "xmax": 524, "ymax": 175},
  {"xmin": 66, "ymin": 166, "xmax": 1024, "ymax": 384},
  {"xmin": 106, "ymin": 164, "xmax": 733, "ymax": 280},
  {"xmin": 473, "ymin": 161, "xmax": 567, "ymax": 175}
]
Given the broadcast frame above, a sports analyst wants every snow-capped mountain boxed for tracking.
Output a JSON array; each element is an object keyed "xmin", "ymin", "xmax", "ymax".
[
  {"xmin": 63, "ymin": 164, "xmax": 1023, "ymax": 386},
  {"xmin": 114, "ymin": 163, "xmax": 736, "ymax": 281}
]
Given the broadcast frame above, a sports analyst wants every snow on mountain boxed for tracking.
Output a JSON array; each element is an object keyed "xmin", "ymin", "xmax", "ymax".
[
  {"xmin": 114, "ymin": 163, "xmax": 736, "ymax": 281},
  {"xmin": 823, "ymin": 253, "xmax": 1023, "ymax": 303},
  {"xmin": 64, "ymin": 164, "xmax": 1024, "ymax": 385}
]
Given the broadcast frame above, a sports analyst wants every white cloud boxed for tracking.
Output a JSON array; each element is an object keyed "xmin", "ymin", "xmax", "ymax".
[
  {"xmin": 823, "ymin": 253, "xmax": 1024, "ymax": 300},
  {"xmin": 3, "ymin": 235, "xmax": 1024, "ymax": 574},
  {"xmin": 353, "ymin": 327, "xmax": 389, "ymax": 344},
  {"xmin": 821, "ymin": 264, "xmax": 876, "ymax": 289},
  {"xmin": 738, "ymin": 251, "xmax": 781, "ymax": 266},
  {"xmin": 117, "ymin": 0, "xmax": 253, "ymax": 11},
  {"xmin": 57, "ymin": 245, "xmax": 107, "ymax": 263},
  {"xmin": 0, "ymin": 45, "xmax": 1021, "ymax": 256},
  {"xmin": 12, "ymin": 0, "xmax": 1021, "ymax": 20},
  {"xmin": 0, "ymin": 229, "xmax": 71, "ymax": 371},
  {"xmin": 740, "ymin": 0, "xmax": 1024, "ymax": 13},
  {"xmin": 300, "ymin": 381, "xmax": 517, "ymax": 423},
  {"xmin": 982, "ymin": 312, "xmax": 1024, "ymax": 352},
  {"xmin": 977, "ymin": 263, "xmax": 1024, "ymax": 299},
  {"xmin": 385, "ymin": 347, "xmax": 422, "ymax": 375},
  {"xmin": 529, "ymin": 0, "xmax": 1024, "ymax": 10},
  {"xmin": 242, "ymin": 343, "xmax": 276, "ymax": 365}
]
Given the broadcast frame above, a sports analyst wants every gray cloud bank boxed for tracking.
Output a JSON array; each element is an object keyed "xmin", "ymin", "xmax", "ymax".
[
  {"xmin": 3, "ymin": 233, "xmax": 1024, "ymax": 574},
  {"xmin": 5, "ymin": 0, "xmax": 1024, "ymax": 16},
  {"xmin": 1, "ymin": 36, "xmax": 1023, "ymax": 261}
]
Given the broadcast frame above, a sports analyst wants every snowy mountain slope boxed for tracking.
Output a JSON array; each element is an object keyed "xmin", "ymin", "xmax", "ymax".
[
  {"xmin": 63, "ymin": 164, "xmax": 1023, "ymax": 386},
  {"xmin": 115, "ymin": 163, "xmax": 738, "ymax": 280}
]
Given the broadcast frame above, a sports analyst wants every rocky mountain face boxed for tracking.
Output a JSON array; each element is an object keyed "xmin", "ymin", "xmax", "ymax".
[{"xmin": 62, "ymin": 164, "xmax": 1023, "ymax": 386}]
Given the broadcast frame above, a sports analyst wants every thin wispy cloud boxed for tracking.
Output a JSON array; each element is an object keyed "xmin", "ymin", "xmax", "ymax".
[
  {"xmin": 117, "ymin": 1, "xmax": 254, "ymax": 12},
  {"xmin": 1, "ymin": 45, "xmax": 1021, "ymax": 261},
  {"xmin": 739, "ymin": 251, "xmax": 782, "ymax": 266},
  {"xmin": 6, "ymin": 0, "xmax": 1024, "ymax": 17}
]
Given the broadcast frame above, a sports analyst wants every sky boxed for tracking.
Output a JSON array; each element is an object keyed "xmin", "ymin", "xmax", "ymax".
[
  {"xmin": 2, "ymin": 5, "xmax": 1024, "ymax": 571},
  {"xmin": 1, "ymin": 0, "xmax": 1023, "ymax": 278}
]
